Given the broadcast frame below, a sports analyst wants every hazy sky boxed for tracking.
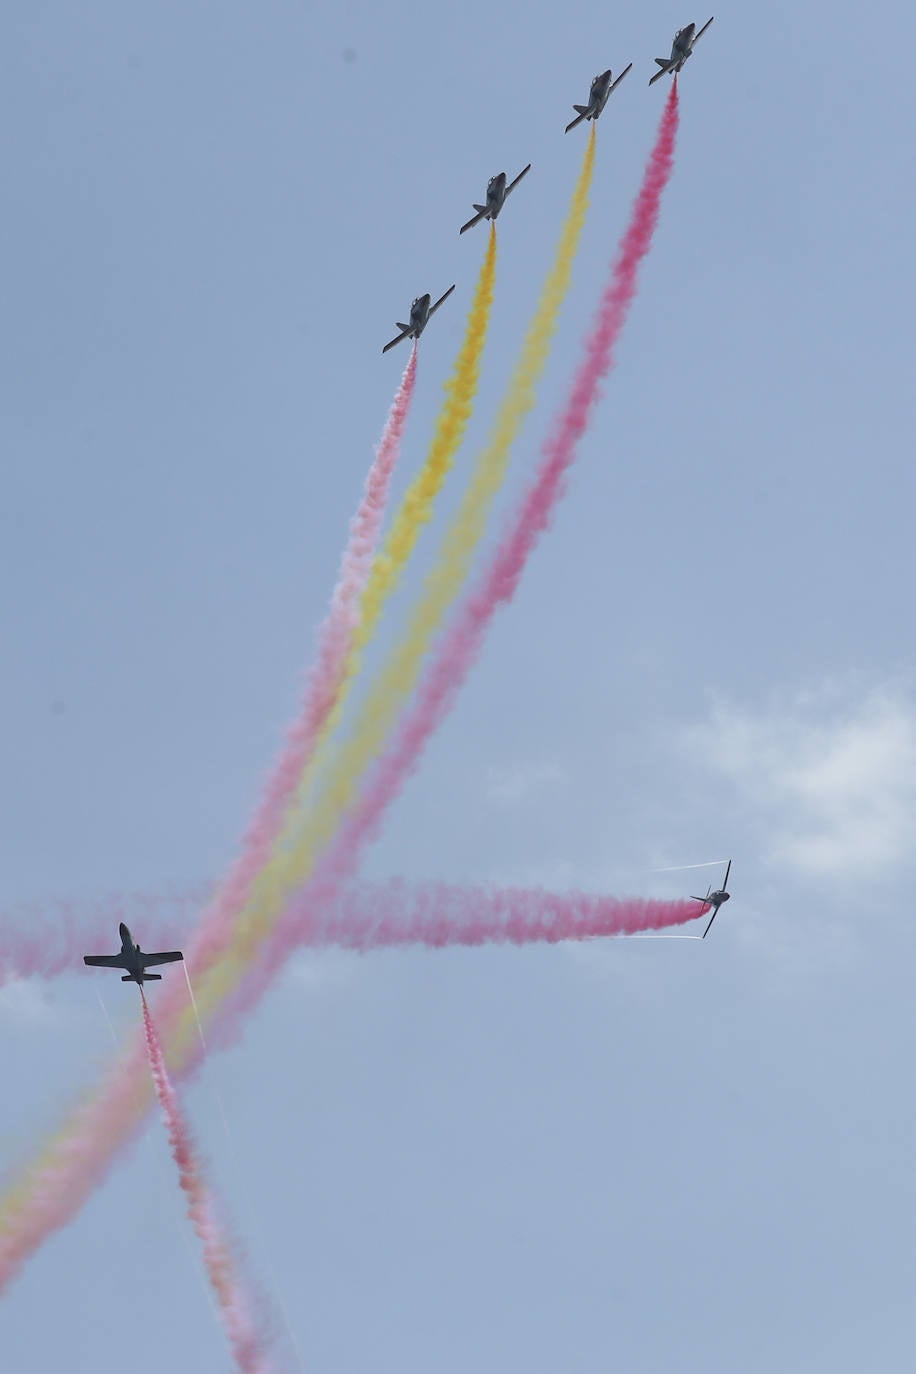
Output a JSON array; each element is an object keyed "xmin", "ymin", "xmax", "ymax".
[{"xmin": 4, "ymin": 2, "xmax": 916, "ymax": 1371}]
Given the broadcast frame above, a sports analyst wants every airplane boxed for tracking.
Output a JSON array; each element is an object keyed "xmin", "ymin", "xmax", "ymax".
[
  {"xmin": 459, "ymin": 165, "xmax": 531, "ymax": 235},
  {"xmin": 565, "ymin": 64, "xmax": 633, "ymax": 133},
  {"xmin": 382, "ymin": 285, "xmax": 456, "ymax": 354},
  {"xmin": 649, "ymin": 18, "xmax": 714, "ymax": 85},
  {"xmin": 84, "ymin": 923, "xmax": 184, "ymax": 984},
  {"xmin": 690, "ymin": 859, "xmax": 731, "ymax": 939}
]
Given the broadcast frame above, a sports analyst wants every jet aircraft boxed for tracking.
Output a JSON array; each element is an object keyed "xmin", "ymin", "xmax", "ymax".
[
  {"xmin": 649, "ymin": 18, "xmax": 714, "ymax": 85},
  {"xmin": 382, "ymin": 285, "xmax": 456, "ymax": 354},
  {"xmin": 84, "ymin": 923, "xmax": 184, "ymax": 984},
  {"xmin": 690, "ymin": 859, "xmax": 731, "ymax": 939},
  {"xmin": 565, "ymin": 65, "xmax": 633, "ymax": 133},
  {"xmin": 459, "ymin": 165, "xmax": 531, "ymax": 235}
]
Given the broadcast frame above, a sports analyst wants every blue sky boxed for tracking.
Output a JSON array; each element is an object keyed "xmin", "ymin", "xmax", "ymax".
[{"xmin": 4, "ymin": 1, "xmax": 916, "ymax": 1370}]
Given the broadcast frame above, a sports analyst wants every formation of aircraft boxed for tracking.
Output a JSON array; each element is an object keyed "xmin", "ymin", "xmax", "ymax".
[
  {"xmin": 84, "ymin": 923, "xmax": 184, "ymax": 984},
  {"xmin": 386, "ymin": 21, "xmax": 714, "ymax": 353},
  {"xmin": 565, "ymin": 65, "xmax": 633, "ymax": 133},
  {"xmin": 690, "ymin": 860, "xmax": 732, "ymax": 939},
  {"xmin": 459, "ymin": 165, "xmax": 532, "ymax": 235},
  {"xmin": 649, "ymin": 18, "xmax": 714, "ymax": 85},
  {"xmin": 382, "ymin": 286, "xmax": 456, "ymax": 353}
]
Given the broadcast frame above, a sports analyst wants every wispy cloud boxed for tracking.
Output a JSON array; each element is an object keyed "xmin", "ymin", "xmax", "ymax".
[
  {"xmin": 0, "ymin": 980, "xmax": 62, "ymax": 1028},
  {"xmin": 685, "ymin": 683, "xmax": 916, "ymax": 877}
]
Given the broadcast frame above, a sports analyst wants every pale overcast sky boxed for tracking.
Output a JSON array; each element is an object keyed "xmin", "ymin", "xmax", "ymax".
[{"xmin": 4, "ymin": 2, "xmax": 916, "ymax": 1371}]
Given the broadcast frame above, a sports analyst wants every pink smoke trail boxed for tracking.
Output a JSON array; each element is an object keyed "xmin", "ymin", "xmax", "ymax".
[
  {"xmin": 323, "ymin": 883, "xmax": 702, "ymax": 950},
  {"xmin": 227, "ymin": 81, "xmax": 681, "ymax": 1018},
  {"xmin": 0, "ymin": 90, "xmax": 678, "ymax": 1290},
  {"xmin": 0, "ymin": 888, "xmax": 206, "ymax": 985},
  {"xmin": 2, "ymin": 877, "xmax": 699, "ymax": 981},
  {"xmin": 190, "ymin": 345, "xmax": 418, "ymax": 975},
  {"xmin": 140, "ymin": 991, "xmax": 273, "ymax": 1374}
]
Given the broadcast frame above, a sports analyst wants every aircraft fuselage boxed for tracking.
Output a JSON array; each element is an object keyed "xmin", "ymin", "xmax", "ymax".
[
  {"xmin": 118, "ymin": 923, "xmax": 144, "ymax": 981},
  {"xmin": 408, "ymin": 294, "xmax": 432, "ymax": 335},
  {"xmin": 673, "ymin": 23, "xmax": 697, "ymax": 59},
  {"xmin": 485, "ymin": 173, "xmax": 509, "ymax": 220},
  {"xmin": 589, "ymin": 70, "xmax": 613, "ymax": 117}
]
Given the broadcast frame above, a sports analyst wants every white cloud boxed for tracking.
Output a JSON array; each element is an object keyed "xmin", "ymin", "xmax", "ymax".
[
  {"xmin": 0, "ymin": 979, "xmax": 62, "ymax": 1027},
  {"xmin": 686, "ymin": 684, "xmax": 916, "ymax": 877}
]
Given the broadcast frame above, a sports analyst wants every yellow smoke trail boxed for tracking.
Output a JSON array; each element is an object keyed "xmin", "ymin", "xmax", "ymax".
[
  {"xmin": 302, "ymin": 223, "xmax": 497, "ymax": 776},
  {"xmin": 215, "ymin": 129, "xmax": 596, "ymax": 969},
  {"xmin": 0, "ymin": 145, "xmax": 594, "ymax": 1271}
]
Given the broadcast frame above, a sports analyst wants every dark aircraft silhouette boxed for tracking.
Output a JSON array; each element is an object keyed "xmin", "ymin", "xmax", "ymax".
[
  {"xmin": 84, "ymin": 923, "xmax": 184, "ymax": 984},
  {"xmin": 691, "ymin": 860, "xmax": 731, "ymax": 939},
  {"xmin": 459, "ymin": 165, "xmax": 531, "ymax": 234},
  {"xmin": 565, "ymin": 65, "xmax": 633, "ymax": 133},
  {"xmin": 382, "ymin": 285, "xmax": 456, "ymax": 353},
  {"xmin": 649, "ymin": 18, "xmax": 714, "ymax": 85}
]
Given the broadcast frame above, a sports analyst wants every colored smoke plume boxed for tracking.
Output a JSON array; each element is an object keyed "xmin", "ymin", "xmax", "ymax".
[{"xmin": 140, "ymin": 992, "xmax": 273, "ymax": 1374}]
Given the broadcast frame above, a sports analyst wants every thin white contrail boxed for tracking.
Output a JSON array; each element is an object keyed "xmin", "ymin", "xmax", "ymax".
[
  {"xmin": 651, "ymin": 860, "xmax": 729, "ymax": 873},
  {"xmin": 626, "ymin": 934, "xmax": 703, "ymax": 941},
  {"xmin": 182, "ymin": 961, "xmax": 209, "ymax": 1053},
  {"xmin": 95, "ymin": 990, "xmax": 121, "ymax": 1048}
]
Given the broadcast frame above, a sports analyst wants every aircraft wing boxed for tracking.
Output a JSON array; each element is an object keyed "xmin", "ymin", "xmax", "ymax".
[
  {"xmin": 140, "ymin": 951, "xmax": 184, "ymax": 968},
  {"xmin": 382, "ymin": 328, "xmax": 410, "ymax": 353},
  {"xmin": 459, "ymin": 208, "xmax": 488, "ymax": 235},
  {"xmin": 429, "ymin": 284, "xmax": 456, "ymax": 316},
  {"xmin": 694, "ymin": 16, "xmax": 714, "ymax": 43},
  {"xmin": 648, "ymin": 61, "xmax": 672, "ymax": 86},
  {"xmin": 84, "ymin": 954, "xmax": 127, "ymax": 968},
  {"xmin": 564, "ymin": 109, "xmax": 590, "ymax": 134},
  {"xmin": 609, "ymin": 62, "xmax": 633, "ymax": 93},
  {"xmin": 506, "ymin": 164, "xmax": 531, "ymax": 196}
]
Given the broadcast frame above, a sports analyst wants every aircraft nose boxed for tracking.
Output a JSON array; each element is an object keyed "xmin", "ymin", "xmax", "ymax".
[{"xmin": 119, "ymin": 922, "xmax": 130, "ymax": 941}]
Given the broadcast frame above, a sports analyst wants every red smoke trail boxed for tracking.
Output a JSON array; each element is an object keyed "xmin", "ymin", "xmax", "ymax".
[
  {"xmin": 324, "ymin": 883, "xmax": 702, "ymax": 950},
  {"xmin": 140, "ymin": 992, "xmax": 273, "ymax": 1374},
  {"xmin": 0, "ymin": 92, "xmax": 678, "ymax": 1287},
  {"xmin": 226, "ymin": 82, "xmax": 681, "ymax": 1019},
  {"xmin": 190, "ymin": 345, "xmax": 418, "ymax": 975},
  {"xmin": 1, "ymin": 876, "xmax": 700, "ymax": 981}
]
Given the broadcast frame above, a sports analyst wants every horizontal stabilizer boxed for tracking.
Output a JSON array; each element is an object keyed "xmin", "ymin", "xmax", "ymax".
[
  {"xmin": 655, "ymin": 57, "xmax": 669, "ymax": 66},
  {"xmin": 573, "ymin": 103, "xmax": 589, "ymax": 114},
  {"xmin": 473, "ymin": 203, "xmax": 486, "ymax": 214},
  {"xmin": 396, "ymin": 322, "xmax": 410, "ymax": 332}
]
